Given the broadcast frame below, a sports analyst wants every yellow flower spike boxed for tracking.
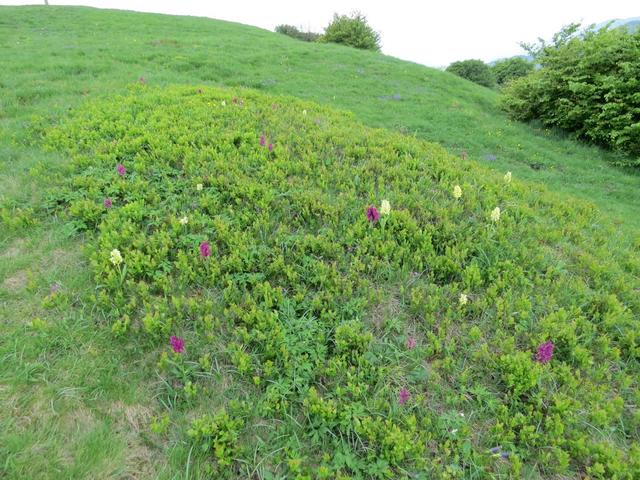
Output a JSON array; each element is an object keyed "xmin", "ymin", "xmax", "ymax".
[
  {"xmin": 380, "ymin": 199, "xmax": 391, "ymax": 215},
  {"xmin": 109, "ymin": 248, "xmax": 123, "ymax": 266}
]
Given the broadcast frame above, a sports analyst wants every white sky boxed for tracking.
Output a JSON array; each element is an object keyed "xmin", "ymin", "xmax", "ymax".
[{"xmin": 2, "ymin": 1, "xmax": 638, "ymax": 66}]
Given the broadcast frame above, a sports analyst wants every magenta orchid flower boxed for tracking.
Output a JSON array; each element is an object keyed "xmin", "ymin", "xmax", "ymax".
[
  {"xmin": 398, "ymin": 387, "xmax": 410, "ymax": 405},
  {"xmin": 199, "ymin": 241, "xmax": 211, "ymax": 258},
  {"xmin": 366, "ymin": 206, "xmax": 380, "ymax": 223},
  {"xmin": 116, "ymin": 163, "xmax": 126, "ymax": 176},
  {"xmin": 535, "ymin": 340, "xmax": 554, "ymax": 363},
  {"xmin": 169, "ymin": 335, "xmax": 185, "ymax": 354},
  {"xmin": 103, "ymin": 198, "xmax": 112, "ymax": 209}
]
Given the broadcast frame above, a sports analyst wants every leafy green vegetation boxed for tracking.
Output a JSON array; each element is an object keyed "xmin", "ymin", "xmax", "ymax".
[
  {"xmin": 491, "ymin": 57, "xmax": 533, "ymax": 86},
  {"xmin": 2, "ymin": 6, "xmax": 639, "ymax": 229},
  {"xmin": 319, "ymin": 12, "xmax": 381, "ymax": 51},
  {"xmin": 1, "ymin": 5, "xmax": 640, "ymax": 479},
  {"xmin": 446, "ymin": 60, "xmax": 495, "ymax": 88},
  {"xmin": 501, "ymin": 24, "xmax": 640, "ymax": 164},
  {"xmin": 44, "ymin": 85, "xmax": 640, "ymax": 478},
  {"xmin": 275, "ymin": 24, "xmax": 321, "ymax": 42}
]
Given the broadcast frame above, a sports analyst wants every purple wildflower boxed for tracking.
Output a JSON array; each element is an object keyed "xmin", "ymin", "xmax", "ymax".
[
  {"xmin": 259, "ymin": 134, "xmax": 266, "ymax": 147},
  {"xmin": 406, "ymin": 337, "xmax": 417, "ymax": 350},
  {"xmin": 169, "ymin": 335, "xmax": 185, "ymax": 354},
  {"xmin": 398, "ymin": 387, "xmax": 410, "ymax": 405},
  {"xmin": 500, "ymin": 451, "xmax": 510, "ymax": 459},
  {"xmin": 50, "ymin": 282, "xmax": 61, "ymax": 293},
  {"xmin": 366, "ymin": 206, "xmax": 380, "ymax": 223},
  {"xmin": 489, "ymin": 446, "xmax": 501, "ymax": 455},
  {"xmin": 268, "ymin": 143, "xmax": 273, "ymax": 152},
  {"xmin": 535, "ymin": 340, "xmax": 554, "ymax": 363},
  {"xmin": 116, "ymin": 163, "xmax": 126, "ymax": 177},
  {"xmin": 199, "ymin": 241, "xmax": 211, "ymax": 258},
  {"xmin": 103, "ymin": 198, "xmax": 112, "ymax": 209}
]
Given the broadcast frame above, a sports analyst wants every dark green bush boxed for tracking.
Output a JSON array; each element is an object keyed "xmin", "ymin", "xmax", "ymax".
[
  {"xmin": 274, "ymin": 24, "xmax": 320, "ymax": 42},
  {"xmin": 492, "ymin": 57, "xmax": 534, "ymax": 86},
  {"xmin": 319, "ymin": 12, "xmax": 381, "ymax": 51},
  {"xmin": 446, "ymin": 59, "xmax": 495, "ymax": 88},
  {"xmin": 501, "ymin": 25, "xmax": 640, "ymax": 166}
]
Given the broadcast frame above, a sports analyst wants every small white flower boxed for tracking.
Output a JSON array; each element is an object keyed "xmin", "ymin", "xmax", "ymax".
[
  {"xmin": 302, "ymin": 109, "xmax": 307, "ymax": 115},
  {"xmin": 504, "ymin": 171, "xmax": 512, "ymax": 184},
  {"xmin": 221, "ymin": 100, "xmax": 226, "ymax": 106},
  {"xmin": 453, "ymin": 185, "xmax": 462, "ymax": 199},
  {"xmin": 459, "ymin": 293, "xmax": 468, "ymax": 306},
  {"xmin": 196, "ymin": 183, "xmax": 203, "ymax": 191},
  {"xmin": 491, "ymin": 206, "xmax": 501, "ymax": 222},
  {"xmin": 110, "ymin": 249, "xmax": 123, "ymax": 266},
  {"xmin": 380, "ymin": 199, "xmax": 391, "ymax": 215},
  {"xmin": 179, "ymin": 216, "xmax": 189, "ymax": 225},
  {"xmin": 451, "ymin": 429, "xmax": 458, "ymax": 435}
]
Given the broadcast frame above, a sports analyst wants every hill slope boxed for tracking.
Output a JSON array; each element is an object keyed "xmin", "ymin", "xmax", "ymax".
[
  {"xmin": 1, "ymin": 6, "xmax": 639, "ymax": 480},
  {"xmin": 1, "ymin": 6, "xmax": 639, "ymax": 230}
]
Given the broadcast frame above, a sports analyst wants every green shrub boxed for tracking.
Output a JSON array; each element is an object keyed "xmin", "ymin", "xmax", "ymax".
[
  {"xmin": 47, "ymin": 85, "xmax": 640, "ymax": 478},
  {"xmin": 319, "ymin": 12, "xmax": 381, "ymax": 51},
  {"xmin": 501, "ymin": 24, "xmax": 640, "ymax": 166},
  {"xmin": 275, "ymin": 24, "xmax": 321, "ymax": 42},
  {"xmin": 446, "ymin": 59, "xmax": 495, "ymax": 87},
  {"xmin": 492, "ymin": 57, "xmax": 534, "ymax": 86}
]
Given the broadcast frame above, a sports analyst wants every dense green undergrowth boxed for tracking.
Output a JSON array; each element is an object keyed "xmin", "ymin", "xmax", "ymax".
[
  {"xmin": 45, "ymin": 85, "xmax": 640, "ymax": 478},
  {"xmin": 3, "ymin": 6, "xmax": 640, "ymax": 231}
]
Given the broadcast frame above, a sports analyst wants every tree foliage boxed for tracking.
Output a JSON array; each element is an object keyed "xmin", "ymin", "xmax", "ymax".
[
  {"xmin": 492, "ymin": 57, "xmax": 534, "ymax": 86},
  {"xmin": 320, "ymin": 12, "xmax": 381, "ymax": 51},
  {"xmin": 501, "ymin": 24, "xmax": 640, "ymax": 165},
  {"xmin": 446, "ymin": 59, "xmax": 495, "ymax": 88}
]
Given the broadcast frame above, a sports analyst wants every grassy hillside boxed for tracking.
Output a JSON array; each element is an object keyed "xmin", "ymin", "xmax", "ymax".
[
  {"xmin": 1, "ymin": 6, "xmax": 639, "ymax": 480},
  {"xmin": 2, "ymin": 6, "xmax": 640, "ymax": 230}
]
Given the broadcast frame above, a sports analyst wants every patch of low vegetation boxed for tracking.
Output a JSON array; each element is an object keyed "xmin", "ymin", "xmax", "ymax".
[
  {"xmin": 501, "ymin": 24, "xmax": 640, "ymax": 165},
  {"xmin": 46, "ymin": 85, "xmax": 640, "ymax": 478},
  {"xmin": 275, "ymin": 24, "xmax": 321, "ymax": 42}
]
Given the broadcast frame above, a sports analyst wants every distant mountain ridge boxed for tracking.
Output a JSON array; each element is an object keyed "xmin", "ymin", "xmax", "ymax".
[{"xmin": 594, "ymin": 16, "xmax": 640, "ymax": 32}]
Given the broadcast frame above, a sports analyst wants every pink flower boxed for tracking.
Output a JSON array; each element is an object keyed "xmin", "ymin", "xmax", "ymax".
[
  {"xmin": 199, "ymin": 241, "xmax": 211, "ymax": 258},
  {"xmin": 398, "ymin": 387, "xmax": 410, "ymax": 405},
  {"xmin": 259, "ymin": 134, "xmax": 266, "ymax": 147},
  {"xmin": 103, "ymin": 198, "xmax": 112, "ymax": 209},
  {"xmin": 169, "ymin": 335, "xmax": 185, "ymax": 354},
  {"xmin": 406, "ymin": 337, "xmax": 417, "ymax": 350},
  {"xmin": 366, "ymin": 206, "xmax": 380, "ymax": 223},
  {"xmin": 116, "ymin": 163, "xmax": 126, "ymax": 176},
  {"xmin": 268, "ymin": 143, "xmax": 273, "ymax": 152},
  {"xmin": 535, "ymin": 341, "xmax": 554, "ymax": 363}
]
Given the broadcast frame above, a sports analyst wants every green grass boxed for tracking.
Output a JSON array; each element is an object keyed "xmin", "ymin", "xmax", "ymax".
[
  {"xmin": 0, "ymin": 5, "xmax": 639, "ymax": 479},
  {"xmin": 1, "ymin": 6, "xmax": 639, "ymax": 230}
]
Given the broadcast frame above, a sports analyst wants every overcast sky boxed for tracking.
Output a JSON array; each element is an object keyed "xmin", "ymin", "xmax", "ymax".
[{"xmin": 2, "ymin": 1, "xmax": 638, "ymax": 66}]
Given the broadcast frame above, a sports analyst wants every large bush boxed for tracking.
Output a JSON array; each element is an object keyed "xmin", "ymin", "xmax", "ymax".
[
  {"xmin": 492, "ymin": 57, "xmax": 534, "ymax": 86},
  {"xmin": 446, "ymin": 59, "xmax": 495, "ymax": 88},
  {"xmin": 275, "ymin": 24, "xmax": 320, "ymax": 42},
  {"xmin": 501, "ymin": 25, "xmax": 640, "ymax": 165},
  {"xmin": 320, "ymin": 12, "xmax": 381, "ymax": 51},
  {"xmin": 47, "ymin": 86, "xmax": 640, "ymax": 478}
]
